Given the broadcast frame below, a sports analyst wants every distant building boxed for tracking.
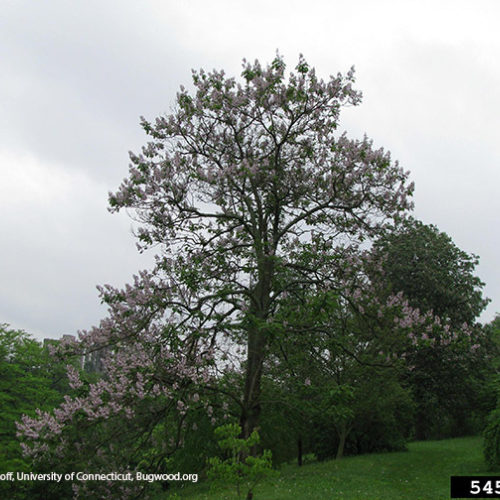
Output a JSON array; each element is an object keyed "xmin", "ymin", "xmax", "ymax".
[{"xmin": 43, "ymin": 334, "xmax": 107, "ymax": 374}]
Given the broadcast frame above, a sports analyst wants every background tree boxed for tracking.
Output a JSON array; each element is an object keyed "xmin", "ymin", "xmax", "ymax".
[
  {"xmin": 371, "ymin": 219, "xmax": 491, "ymax": 439},
  {"xmin": 483, "ymin": 314, "xmax": 500, "ymax": 469},
  {"xmin": 0, "ymin": 324, "xmax": 67, "ymax": 499},
  {"xmin": 484, "ymin": 314, "xmax": 500, "ymax": 357},
  {"xmin": 372, "ymin": 218, "xmax": 488, "ymax": 327}
]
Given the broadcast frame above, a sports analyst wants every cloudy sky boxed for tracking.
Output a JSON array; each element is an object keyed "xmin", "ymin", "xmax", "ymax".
[{"xmin": 1, "ymin": 0, "xmax": 498, "ymax": 340}]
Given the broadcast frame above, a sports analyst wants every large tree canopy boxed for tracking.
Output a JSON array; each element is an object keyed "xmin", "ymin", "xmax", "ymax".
[{"xmin": 107, "ymin": 54, "xmax": 414, "ymax": 436}]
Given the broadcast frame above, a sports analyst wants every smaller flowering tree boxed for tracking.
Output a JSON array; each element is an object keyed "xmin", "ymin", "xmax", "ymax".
[{"xmin": 17, "ymin": 274, "xmax": 216, "ymax": 499}]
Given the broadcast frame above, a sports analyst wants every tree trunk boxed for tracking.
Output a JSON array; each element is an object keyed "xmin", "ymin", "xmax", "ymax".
[
  {"xmin": 240, "ymin": 327, "xmax": 266, "ymax": 440},
  {"xmin": 297, "ymin": 436, "xmax": 303, "ymax": 466},
  {"xmin": 336, "ymin": 423, "xmax": 350, "ymax": 460},
  {"xmin": 240, "ymin": 256, "xmax": 273, "ymax": 442}
]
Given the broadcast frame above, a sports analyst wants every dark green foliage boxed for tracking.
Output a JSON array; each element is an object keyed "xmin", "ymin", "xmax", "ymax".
[
  {"xmin": 485, "ymin": 314, "xmax": 500, "ymax": 368},
  {"xmin": 483, "ymin": 316, "xmax": 500, "ymax": 469},
  {"xmin": 257, "ymin": 375, "xmax": 314, "ymax": 466},
  {"xmin": 405, "ymin": 344, "xmax": 494, "ymax": 440},
  {"xmin": 373, "ymin": 219, "xmax": 491, "ymax": 440},
  {"xmin": 311, "ymin": 370, "xmax": 414, "ymax": 461},
  {"xmin": 484, "ymin": 408, "xmax": 500, "ymax": 469},
  {"xmin": 373, "ymin": 218, "xmax": 488, "ymax": 327},
  {"xmin": 260, "ymin": 285, "xmax": 419, "ymax": 463},
  {"xmin": 170, "ymin": 408, "xmax": 220, "ymax": 473}
]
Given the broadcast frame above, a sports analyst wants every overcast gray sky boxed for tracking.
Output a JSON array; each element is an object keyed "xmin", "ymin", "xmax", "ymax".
[{"xmin": 1, "ymin": 0, "xmax": 498, "ymax": 340}]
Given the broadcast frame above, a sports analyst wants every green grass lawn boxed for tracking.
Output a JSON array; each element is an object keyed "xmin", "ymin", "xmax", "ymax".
[{"xmin": 169, "ymin": 436, "xmax": 497, "ymax": 500}]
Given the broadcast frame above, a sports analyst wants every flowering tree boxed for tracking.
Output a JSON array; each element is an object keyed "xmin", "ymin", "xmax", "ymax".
[
  {"xmin": 18, "ymin": 55, "xmax": 416, "ymax": 496},
  {"xmin": 107, "ymin": 54, "xmax": 414, "ymax": 438},
  {"xmin": 16, "ymin": 274, "xmax": 215, "ymax": 498}
]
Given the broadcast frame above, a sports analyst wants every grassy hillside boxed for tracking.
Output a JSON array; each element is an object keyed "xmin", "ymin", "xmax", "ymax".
[{"xmin": 170, "ymin": 436, "xmax": 496, "ymax": 500}]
